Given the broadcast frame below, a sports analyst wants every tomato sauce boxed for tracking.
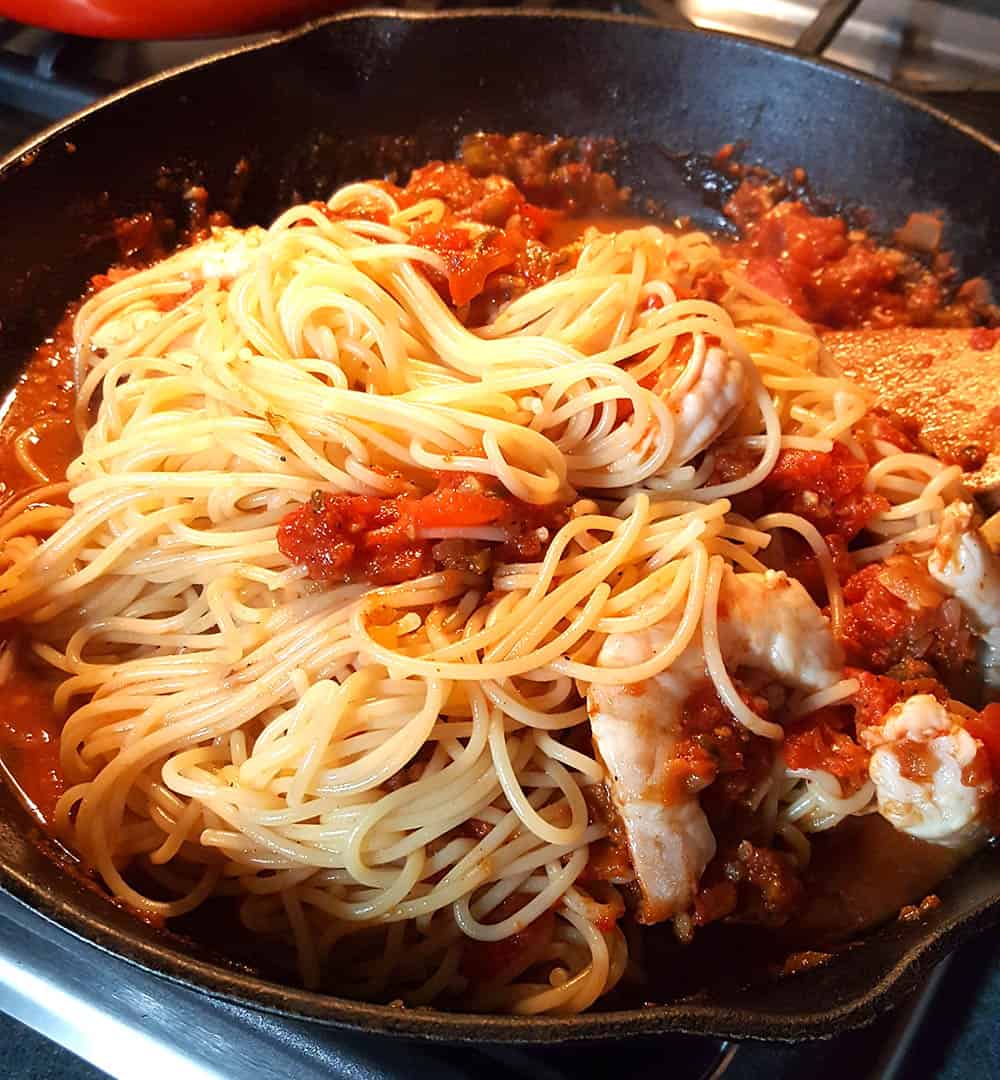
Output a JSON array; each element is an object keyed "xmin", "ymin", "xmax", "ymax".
[
  {"xmin": 459, "ymin": 895, "xmax": 558, "ymax": 983},
  {"xmin": 783, "ymin": 706, "xmax": 870, "ymax": 794},
  {"xmin": 277, "ymin": 474, "xmax": 568, "ymax": 585},
  {"xmin": 679, "ymin": 682, "xmax": 774, "ymax": 817},
  {"xmin": 459, "ymin": 131, "xmax": 628, "ymax": 216},
  {"xmin": 719, "ymin": 179, "xmax": 985, "ymax": 329},
  {"xmin": 849, "ymin": 669, "xmax": 903, "ymax": 731},
  {"xmin": 839, "ymin": 557, "xmax": 975, "ymax": 680},
  {"xmin": 342, "ymin": 161, "xmax": 575, "ymax": 310},
  {"xmin": 0, "ymin": 314, "xmax": 79, "ymax": 498},
  {"xmin": 758, "ymin": 442, "xmax": 889, "ymax": 542},
  {"xmin": 967, "ymin": 704, "xmax": 1000, "ymax": 773},
  {"xmin": 0, "ymin": 317, "xmax": 81, "ymax": 824},
  {"xmin": 789, "ymin": 814, "xmax": 963, "ymax": 943}
]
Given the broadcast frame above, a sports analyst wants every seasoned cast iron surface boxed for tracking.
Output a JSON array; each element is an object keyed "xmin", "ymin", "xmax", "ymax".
[{"xmin": 0, "ymin": 9, "xmax": 997, "ymax": 1043}]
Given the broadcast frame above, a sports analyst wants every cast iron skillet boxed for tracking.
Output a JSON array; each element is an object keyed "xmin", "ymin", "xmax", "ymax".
[{"xmin": 0, "ymin": 8, "xmax": 998, "ymax": 1044}]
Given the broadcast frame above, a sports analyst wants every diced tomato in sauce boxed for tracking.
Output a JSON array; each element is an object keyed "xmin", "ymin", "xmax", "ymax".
[
  {"xmin": 711, "ymin": 441, "xmax": 886, "ymax": 558},
  {"xmin": 849, "ymin": 669, "xmax": 903, "ymax": 731},
  {"xmin": 760, "ymin": 443, "xmax": 888, "ymax": 543},
  {"xmin": 693, "ymin": 840, "xmax": 804, "ymax": 929},
  {"xmin": 836, "ymin": 557, "xmax": 975, "ymax": 677},
  {"xmin": 692, "ymin": 881, "xmax": 739, "ymax": 927},
  {"xmin": 409, "ymin": 223, "xmax": 521, "ymax": 306},
  {"xmin": 679, "ymin": 682, "xmax": 774, "ymax": 820},
  {"xmin": 751, "ymin": 203, "xmax": 849, "ymax": 269},
  {"xmin": 744, "ymin": 256, "xmax": 804, "ymax": 310},
  {"xmin": 764, "ymin": 443, "xmax": 866, "ymax": 500},
  {"xmin": 967, "ymin": 703, "xmax": 1000, "ymax": 775},
  {"xmin": 90, "ymin": 265, "xmax": 140, "ymax": 291},
  {"xmin": 839, "ymin": 565, "xmax": 925, "ymax": 672},
  {"xmin": 393, "ymin": 163, "xmax": 569, "ymax": 308},
  {"xmin": 894, "ymin": 739, "xmax": 942, "ymax": 782},
  {"xmin": 721, "ymin": 182, "xmax": 958, "ymax": 329},
  {"xmin": 277, "ymin": 474, "xmax": 566, "ymax": 585},
  {"xmin": 735, "ymin": 842, "xmax": 805, "ymax": 921},
  {"xmin": 580, "ymin": 838, "xmax": 634, "ymax": 885},
  {"xmin": 783, "ymin": 706, "xmax": 870, "ymax": 794}
]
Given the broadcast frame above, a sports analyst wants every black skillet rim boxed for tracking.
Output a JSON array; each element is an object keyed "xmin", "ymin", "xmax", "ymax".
[
  {"xmin": 2, "ymin": 6, "xmax": 1000, "ymax": 172},
  {"xmin": 0, "ymin": 7, "xmax": 998, "ymax": 1044}
]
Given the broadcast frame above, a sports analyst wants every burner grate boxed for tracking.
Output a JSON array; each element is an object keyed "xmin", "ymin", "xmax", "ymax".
[{"xmin": 0, "ymin": 20, "xmax": 110, "ymax": 118}]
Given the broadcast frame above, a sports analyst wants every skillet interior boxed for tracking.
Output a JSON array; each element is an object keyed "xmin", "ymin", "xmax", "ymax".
[{"xmin": 0, "ymin": 9, "xmax": 998, "ymax": 1042}]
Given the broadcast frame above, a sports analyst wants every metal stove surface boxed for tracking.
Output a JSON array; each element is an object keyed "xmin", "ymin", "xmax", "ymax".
[{"xmin": 1, "ymin": 4, "xmax": 999, "ymax": 1079}]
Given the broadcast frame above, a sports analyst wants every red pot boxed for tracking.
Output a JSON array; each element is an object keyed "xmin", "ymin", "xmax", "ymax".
[{"xmin": 0, "ymin": 0, "xmax": 341, "ymax": 39}]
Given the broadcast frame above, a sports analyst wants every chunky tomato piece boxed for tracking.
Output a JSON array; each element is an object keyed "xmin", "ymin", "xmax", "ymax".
[
  {"xmin": 277, "ymin": 490, "xmax": 457, "ymax": 585},
  {"xmin": 837, "ymin": 557, "xmax": 975, "ymax": 679},
  {"xmin": 278, "ymin": 476, "xmax": 566, "ymax": 585},
  {"xmin": 517, "ymin": 201, "xmax": 560, "ymax": 239},
  {"xmin": 692, "ymin": 881, "xmax": 739, "ymax": 927},
  {"xmin": 411, "ymin": 223, "xmax": 521, "ymax": 306},
  {"xmin": 679, "ymin": 682, "xmax": 774, "ymax": 824},
  {"xmin": 776, "ymin": 205, "xmax": 850, "ymax": 270},
  {"xmin": 839, "ymin": 564, "xmax": 927, "ymax": 671},
  {"xmin": 745, "ymin": 256, "xmax": 805, "ymax": 310},
  {"xmin": 90, "ymin": 265, "xmax": 139, "ymax": 291},
  {"xmin": 761, "ymin": 443, "xmax": 888, "ymax": 543},
  {"xmin": 848, "ymin": 668, "xmax": 902, "ymax": 730},
  {"xmin": 398, "ymin": 163, "xmax": 569, "ymax": 308},
  {"xmin": 784, "ymin": 706, "xmax": 870, "ymax": 794},
  {"xmin": 765, "ymin": 443, "xmax": 867, "ymax": 501},
  {"xmin": 809, "ymin": 245, "xmax": 903, "ymax": 327},
  {"xmin": 722, "ymin": 181, "xmax": 964, "ymax": 329},
  {"xmin": 966, "ymin": 703, "xmax": 1000, "ymax": 775},
  {"xmin": 401, "ymin": 162, "xmax": 502, "ymax": 217}
]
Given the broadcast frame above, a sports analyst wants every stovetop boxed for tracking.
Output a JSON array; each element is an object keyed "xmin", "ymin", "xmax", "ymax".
[{"xmin": 1, "ymin": 4, "xmax": 999, "ymax": 1079}]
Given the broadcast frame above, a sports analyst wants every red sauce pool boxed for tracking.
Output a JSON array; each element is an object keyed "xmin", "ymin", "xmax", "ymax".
[
  {"xmin": 0, "ymin": 662, "xmax": 64, "ymax": 823},
  {"xmin": 0, "ymin": 314, "xmax": 79, "ymax": 823}
]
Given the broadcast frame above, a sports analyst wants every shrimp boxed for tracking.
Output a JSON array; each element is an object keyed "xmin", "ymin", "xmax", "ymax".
[
  {"xmin": 861, "ymin": 694, "xmax": 993, "ymax": 850},
  {"xmin": 714, "ymin": 569, "xmax": 845, "ymax": 694},
  {"xmin": 587, "ymin": 630, "xmax": 717, "ymax": 925},
  {"xmin": 928, "ymin": 500, "xmax": 1000, "ymax": 689},
  {"xmin": 666, "ymin": 339, "xmax": 747, "ymax": 466},
  {"xmin": 587, "ymin": 567, "xmax": 843, "ymax": 924}
]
